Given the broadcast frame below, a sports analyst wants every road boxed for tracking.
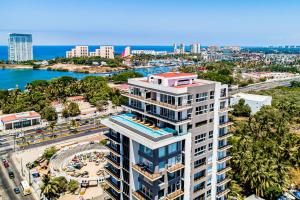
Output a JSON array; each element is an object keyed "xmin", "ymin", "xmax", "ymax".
[{"xmin": 230, "ymin": 75, "xmax": 300, "ymax": 95}]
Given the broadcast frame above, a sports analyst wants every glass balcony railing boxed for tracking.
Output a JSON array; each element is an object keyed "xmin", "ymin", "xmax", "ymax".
[{"xmin": 132, "ymin": 163, "xmax": 162, "ymax": 181}]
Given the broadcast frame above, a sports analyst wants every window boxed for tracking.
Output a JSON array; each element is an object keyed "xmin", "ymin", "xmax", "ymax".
[
  {"xmin": 195, "ymin": 120, "xmax": 207, "ymax": 127},
  {"xmin": 195, "ymin": 133, "xmax": 206, "ymax": 144},
  {"xmin": 209, "ymin": 103, "xmax": 214, "ymax": 112},
  {"xmin": 209, "ymin": 118, "xmax": 214, "ymax": 123},
  {"xmin": 209, "ymin": 131, "xmax": 213, "ymax": 139},
  {"xmin": 196, "ymin": 92, "xmax": 208, "ymax": 102},
  {"xmin": 168, "ymin": 143, "xmax": 178, "ymax": 154},
  {"xmin": 195, "ymin": 105, "xmax": 208, "ymax": 115},
  {"xmin": 159, "ymin": 161, "xmax": 165, "ymax": 171},
  {"xmin": 207, "ymin": 177, "xmax": 211, "ymax": 186},
  {"xmin": 220, "ymin": 101, "xmax": 226, "ymax": 109},
  {"xmin": 194, "ymin": 157, "xmax": 206, "ymax": 168},
  {"xmin": 207, "ymin": 189, "xmax": 211, "ymax": 197},
  {"xmin": 159, "ymin": 147, "xmax": 166, "ymax": 158},
  {"xmin": 207, "ymin": 166, "xmax": 212, "ymax": 173},
  {"xmin": 195, "ymin": 146, "xmax": 206, "ymax": 156},
  {"xmin": 208, "ymin": 143, "xmax": 213, "ymax": 151},
  {"xmin": 210, "ymin": 91, "xmax": 214, "ymax": 99},
  {"xmin": 194, "ymin": 170, "xmax": 206, "ymax": 181},
  {"xmin": 140, "ymin": 145, "xmax": 153, "ymax": 157},
  {"xmin": 208, "ymin": 154, "xmax": 212, "ymax": 163},
  {"xmin": 193, "ymin": 181, "xmax": 205, "ymax": 193}
]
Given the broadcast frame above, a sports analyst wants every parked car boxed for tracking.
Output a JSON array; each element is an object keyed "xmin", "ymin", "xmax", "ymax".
[
  {"xmin": 13, "ymin": 187, "xmax": 20, "ymax": 194},
  {"xmin": 8, "ymin": 170, "xmax": 15, "ymax": 179},
  {"xmin": 4, "ymin": 162, "xmax": 9, "ymax": 168}
]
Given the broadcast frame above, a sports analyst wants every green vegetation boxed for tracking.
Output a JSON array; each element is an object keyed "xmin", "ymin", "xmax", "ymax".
[
  {"xmin": 232, "ymin": 99, "xmax": 251, "ymax": 117},
  {"xmin": 111, "ymin": 71, "xmax": 143, "ymax": 84},
  {"xmin": 0, "ymin": 75, "xmax": 128, "ymax": 118},
  {"xmin": 42, "ymin": 146, "xmax": 58, "ymax": 160},
  {"xmin": 67, "ymin": 180, "xmax": 79, "ymax": 193},
  {"xmin": 48, "ymin": 56, "xmax": 125, "ymax": 68},
  {"xmin": 41, "ymin": 174, "xmax": 60, "ymax": 200},
  {"xmin": 62, "ymin": 102, "xmax": 80, "ymax": 118},
  {"xmin": 230, "ymin": 83, "xmax": 300, "ymax": 199},
  {"xmin": 52, "ymin": 176, "xmax": 68, "ymax": 193}
]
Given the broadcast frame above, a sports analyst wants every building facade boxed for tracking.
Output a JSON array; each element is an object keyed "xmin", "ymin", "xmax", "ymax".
[
  {"xmin": 8, "ymin": 33, "xmax": 33, "ymax": 61},
  {"xmin": 66, "ymin": 46, "xmax": 89, "ymax": 58},
  {"xmin": 102, "ymin": 72, "xmax": 232, "ymax": 200},
  {"xmin": 190, "ymin": 43, "xmax": 201, "ymax": 54},
  {"xmin": 0, "ymin": 111, "xmax": 41, "ymax": 131}
]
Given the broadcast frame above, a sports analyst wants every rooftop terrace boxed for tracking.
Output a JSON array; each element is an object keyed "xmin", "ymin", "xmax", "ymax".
[{"xmin": 109, "ymin": 113, "xmax": 176, "ymax": 142}]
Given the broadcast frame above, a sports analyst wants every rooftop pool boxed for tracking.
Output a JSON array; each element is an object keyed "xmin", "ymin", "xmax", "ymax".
[{"xmin": 111, "ymin": 113, "xmax": 175, "ymax": 138}]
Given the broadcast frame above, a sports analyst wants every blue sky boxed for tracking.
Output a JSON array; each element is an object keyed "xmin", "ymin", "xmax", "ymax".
[{"xmin": 1, "ymin": 0, "xmax": 300, "ymax": 46}]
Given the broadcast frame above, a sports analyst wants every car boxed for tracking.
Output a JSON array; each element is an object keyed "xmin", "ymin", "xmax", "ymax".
[
  {"xmin": 13, "ymin": 187, "xmax": 20, "ymax": 194},
  {"xmin": 0, "ymin": 138, "xmax": 7, "ymax": 142},
  {"xmin": 4, "ymin": 162, "xmax": 9, "ymax": 168},
  {"xmin": 8, "ymin": 170, "xmax": 15, "ymax": 179},
  {"xmin": 36, "ymin": 129, "xmax": 43, "ymax": 133}
]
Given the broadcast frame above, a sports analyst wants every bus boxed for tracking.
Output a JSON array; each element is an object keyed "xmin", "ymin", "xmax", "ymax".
[{"xmin": 20, "ymin": 180, "xmax": 31, "ymax": 195}]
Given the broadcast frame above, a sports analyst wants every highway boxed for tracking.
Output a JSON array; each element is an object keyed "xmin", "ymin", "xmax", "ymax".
[{"xmin": 230, "ymin": 75, "xmax": 300, "ymax": 95}]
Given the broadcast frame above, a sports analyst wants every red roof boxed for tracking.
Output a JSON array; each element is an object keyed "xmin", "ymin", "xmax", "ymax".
[
  {"xmin": 1, "ymin": 111, "xmax": 41, "ymax": 123},
  {"xmin": 154, "ymin": 72, "xmax": 196, "ymax": 78}
]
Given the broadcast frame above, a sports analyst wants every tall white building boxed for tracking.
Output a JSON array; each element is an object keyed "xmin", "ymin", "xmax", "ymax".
[
  {"xmin": 190, "ymin": 43, "xmax": 201, "ymax": 54},
  {"xmin": 179, "ymin": 43, "xmax": 185, "ymax": 54},
  {"xmin": 66, "ymin": 46, "xmax": 89, "ymax": 58},
  {"xmin": 8, "ymin": 33, "xmax": 33, "ymax": 61},
  {"xmin": 89, "ymin": 45, "xmax": 115, "ymax": 59},
  {"xmin": 102, "ymin": 72, "xmax": 232, "ymax": 200}
]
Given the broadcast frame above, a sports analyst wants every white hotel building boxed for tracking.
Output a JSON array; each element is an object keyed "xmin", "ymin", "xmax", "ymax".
[{"xmin": 102, "ymin": 72, "xmax": 232, "ymax": 200}]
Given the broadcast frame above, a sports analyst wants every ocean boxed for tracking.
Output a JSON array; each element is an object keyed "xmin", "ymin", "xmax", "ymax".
[{"xmin": 0, "ymin": 45, "xmax": 175, "ymax": 61}]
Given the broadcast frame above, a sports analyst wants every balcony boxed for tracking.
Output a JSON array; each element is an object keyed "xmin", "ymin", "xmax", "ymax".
[
  {"xmin": 216, "ymin": 188, "xmax": 231, "ymax": 198},
  {"xmin": 217, "ymin": 166, "xmax": 231, "ymax": 175},
  {"xmin": 104, "ymin": 187, "xmax": 120, "ymax": 200},
  {"xmin": 105, "ymin": 178, "xmax": 121, "ymax": 193},
  {"xmin": 218, "ymin": 144, "xmax": 232, "ymax": 152},
  {"xmin": 105, "ymin": 155, "xmax": 121, "ymax": 169},
  {"xmin": 105, "ymin": 165, "xmax": 121, "ymax": 180},
  {"xmin": 218, "ymin": 121, "xmax": 234, "ymax": 128},
  {"xmin": 217, "ymin": 155, "xmax": 232, "ymax": 163},
  {"xmin": 132, "ymin": 164, "xmax": 162, "ymax": 181},
  {"xmin": 167, "ymin": 163, "xmax": 185, "ymax": 173},
  {"xmin": 132, "ymin": 190, "xmax": 149, "ymax": 200},
  {"xmin": 105, "ymin": 132, "xmax": 121, "ymax": 143},
  {"xmin": 166, "ymin": 189, "xmax": 184, "ymax": 200},
  {"xmin": 217, "ymin": 178, "xmax": 231, "ymax": 186},
  {"xmin": 146, "ymin": 110, "xmax": 191, "ymax": 125},
  {"xmin": 105, "ymin": 143, "xmax": 121, "ymax": 156},
  {"xmin": 219, "ymin": 107, "xmax": 234, "ymax": 113},
  {"xmin": 218, "ymin": 132, "xmax": 233, "ymax": 140},
  {"xmin": 124, "ymin": 93, "xmax": 192, "ymax": 110}
]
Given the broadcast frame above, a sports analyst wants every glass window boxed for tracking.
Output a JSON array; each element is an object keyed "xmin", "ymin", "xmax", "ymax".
[
  {"xmin": 208, "ymin": 143, "xmax": 213, "ymax": 151},
  {"xmin": 195, "ymin": 105, "xmax": 208, "ymax": 115},
  {"xmin": 209, "ymin": 131, "xmax": 213, "ymax": 138},
  {"xmin": 194, "ymin": 146, "xmax": 206, "ymax": 156},
  {"xmin": 209, "ymin": 103, "xmax": 214, "ymax": 112},
  {"xmin": 194, "ymin": 157, "xmax": 206, "ymax": 168},
  {"xmin": 210, "ymin": 91, "xmax": 215, "ymax": 99},
  {"xmin": 195, "ymin": 133, "xmax": 206, "ymax": 144},
  {"xmin": 168, "ymin": 143, "xmax": 178, "ymax": 154},
  {"xmin": 196, "ymin": 92, "xmax": 208, "ymax": 102},
  {"xmin": 159, "ymin": 161, "xmax": 165, "ymax": 170},
  {"xmin": 158, "ymin": 147, "xmax": 166, "ymax": 158}
]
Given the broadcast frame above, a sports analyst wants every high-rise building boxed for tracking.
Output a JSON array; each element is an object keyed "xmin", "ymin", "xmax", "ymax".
[
  {"xmin": 102, "ymin": 72, "xmax": 232, "ymax": 200},
  {"xmin": 190, "ymin": 43, "xmax": 201, "ymax": 54},
  {"xmin": 173, "ymin": 43, "xmax": 178, "ymax": 53},
  {"xmin": 8, "ymin": 33, "xmax": 33, "ymax": 61},
  {"xmin": 179, "ymin": 43, "xmax": 185, "ymax": 54},
  {"xmin": 99, "ymin": 45, "xmax": 114, "ymax": 59},
  {"xmin": 122, "ymin": 46, "xmax": 131, "ymax": 57},
  {"xmin": 66, "ymin": 46, "xmax": 89, "ymax": 58}
]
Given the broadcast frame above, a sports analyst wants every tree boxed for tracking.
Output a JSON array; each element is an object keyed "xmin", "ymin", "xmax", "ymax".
[
  {"xmin": 232, "ymin": 99, "xmax": 251, "ymax": 117},
  {"xmin": 41, "ymin": 174, "xmax": 60, "ymax": 200},
  {"xmin": 42, "ymin": 106, "xmax": 57, "ymax": 122},
  {"xmin": 96, "ymin": 100, "xmax": 108, "ymax": 112},
  {"xmin": 111, "ymin": 71, "xmax": 143, "ymax": 84},
  {"xmin": 62, "ymin": 101, "xmax": 80, "ymax": 118},
  {"xmin": 52, "ymin": 176, "xmax": 68, "ymax": 193},
  {"xmin": 43, "ymin": 146, "xmax": 57, "ymax": 160},
  {"xmin": 67, "ymin": 180, "xmax": 79, "ymax": 193},
  {"xmin": 230, "ymin": 106, "xmax": 300, "ymax": 199},
  {"xmin": 48, "ymin": 121, "xmax": 57, "ymax": 138}
]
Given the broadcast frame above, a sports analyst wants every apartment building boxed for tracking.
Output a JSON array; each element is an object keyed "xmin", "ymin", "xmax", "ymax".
[
  {"xmin": 190, "ymin": 43, "xmax": 201, "ymax": 54},
  {"xmin": 66, "ymin": 46, "xmax": 89, "ymax": 58},
  {"xmin": 102, "ymin": 72, "xmax": 232, "ymax": 200},
  {"xmin": 8, "ymin": 33, "xmax": 33, "ymax": 61}
]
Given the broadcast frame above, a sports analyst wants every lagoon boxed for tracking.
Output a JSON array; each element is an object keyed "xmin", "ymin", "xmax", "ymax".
[{"xmin": 0, "ymin": 65, "xmax": 177, "ymax": 90}]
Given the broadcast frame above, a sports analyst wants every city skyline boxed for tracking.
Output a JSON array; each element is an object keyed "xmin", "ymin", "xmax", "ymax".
[{"xmin": 1, "ymin": 0, "xmax": 300, "ymax": 46}]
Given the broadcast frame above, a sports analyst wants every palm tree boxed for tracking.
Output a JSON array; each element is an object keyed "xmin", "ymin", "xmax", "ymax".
[
  {"xmin": 40, "ymin": 174, "xmax": 60, "ymax": 200},
  {"xmin": 48, "ymin": 122, "xmax": 56, "ymax": 139}
]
